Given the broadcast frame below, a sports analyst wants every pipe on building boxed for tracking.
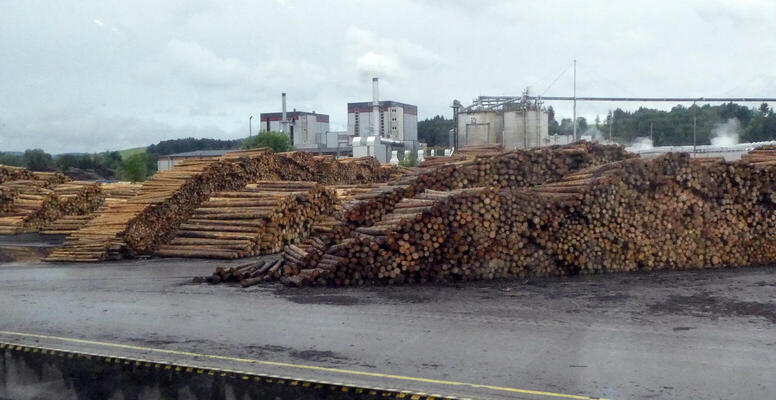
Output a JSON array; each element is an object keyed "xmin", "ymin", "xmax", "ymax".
[
  {"xmin": 379, "ymin": 137, "xmax": 405, "ymax": 147},
  {"xmin": 281, "ymin": 93, "xmax": 288, "ymax": 134},
  {"xmin": 372, "ymin": 77, "xmax": 380, "ymax": 137}
]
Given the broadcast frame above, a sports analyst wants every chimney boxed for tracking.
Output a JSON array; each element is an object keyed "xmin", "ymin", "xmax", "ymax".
[
  {"xmin": 372, "ymin": 77, "xmax": 380, "ymax": 137},
  {"xmin": 281, "ymin": 93, "xmax": 288, "ymax": 134}
]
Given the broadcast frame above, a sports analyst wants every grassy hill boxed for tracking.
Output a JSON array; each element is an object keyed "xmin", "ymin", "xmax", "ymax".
[{"xmin": 118, "ymin": 146, "xmax": 146, "ymax": 159}]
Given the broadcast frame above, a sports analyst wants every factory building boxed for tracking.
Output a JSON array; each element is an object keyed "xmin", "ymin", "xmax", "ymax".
[
  {"xmin": 453, "ymin": 92, "xmax": 550, "ymax": 150},
  {"xmin": 259, "ymin": 110, "xmax": 330, "ymax": 150},
  {"xmin": 347, "ymin": 101, "xmax": 418, "ymax": 142},
  {"xmin": 347, "ymin": 78, "xmax": 420, "ymax": 163}
]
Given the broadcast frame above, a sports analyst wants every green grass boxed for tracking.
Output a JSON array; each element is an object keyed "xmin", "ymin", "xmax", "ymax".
[{"xmin": 118, "ymin": 146, "xmax": 146, "ymax": 159}]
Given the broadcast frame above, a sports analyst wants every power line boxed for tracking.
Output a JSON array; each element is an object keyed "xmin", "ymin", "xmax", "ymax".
[{"xmin": 539, "ymin": 62, "xmax": 573, "ymax": 97}]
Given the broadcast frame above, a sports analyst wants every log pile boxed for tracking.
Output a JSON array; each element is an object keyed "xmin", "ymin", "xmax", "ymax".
[
  {"xmin": 156, "ymin": 181, "xmax": 337, "ymax": 259},
  {"xmin": 32, "ymin": 171, "xmax": 69, "ymax": 186},
  {"xmin": 124, "ymin": 151, "xmax": 389, "ymax": 255},
  {"xmin": 0, "ymin": 181, "xmax": 61, "ymax": 234},
  {"xmin": 206, "ymin": 142, "xmax": 632, "ymax": 286},
  {"xmin": 41, "ymin": 182, "xmax": 141, "ymax": 235},
  {"xmin": 224, "ymin": 150, "xmax": 776, "ymax": 287},
  {"xmin": 0, "ymin": 165, "xmax": 70, "ymax": 186},
  {"xmin": 741, "ymin": 146, "xmax": 776, "ymax": 166},
  {"xmin": 419, "ymin": 145, "xmax": 504, "ymax": 168},
  {"xmin": 51, "ymin": 181, "xmax": 104, "ymax": 215},
  {"xmin": 200, "ymin": 259, "xmax": 285, "ymax": 287},
  {"xmin": 47, "ymin": 150, "xmax": 394, "ymax": 262},
  {"xmin": 0, "ymin": 165, "xmax": 36, "ymax": 184},
  {"xmin": 46, "ymin": 153, "xmax": 259, "ymax": 262}
]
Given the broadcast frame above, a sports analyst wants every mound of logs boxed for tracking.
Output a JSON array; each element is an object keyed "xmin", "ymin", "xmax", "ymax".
[
  {"xmin": 198, "ymin": 259, "xmax": 285, "ymax": 287},
  {"xmin": 203, "ymin": 142, "xmax": 634, "ymax": 287},
  {"xmin": 48, "ymin": 150, "xmax": 395, "ymax": 262},
  {"xmin": 230, "ymin": 151, "xmax": 776, "ymax": 287},
  {"xmin": 0, "ymin": 181, "xmax": 61, "ymax": 234},
  {"xmin": 0, "ymin": 165, "xmax": 37, "ymax": 184},
  {"xmin": 41, "ymin": 182, "xmax": 141, "ymax": 235},
  {"xmin": 156, "ymin": 181, "xmax": 337, "ymax": 259}
]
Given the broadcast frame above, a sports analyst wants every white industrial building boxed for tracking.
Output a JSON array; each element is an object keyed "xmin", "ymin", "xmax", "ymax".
[
  {"xmin": 453, "ymin": 94, "xmax": 549, "ymax": 150},
  {"xmin": 259, "ymin": 110, "xmax": 329, "ymax": 150},
  {"xmin": 347, "ymin": 101, "xmax": 418, "ymax": 142},
  {"xmin": 347, "ymin": 78, "xmax": 419, "ymax": 163}
]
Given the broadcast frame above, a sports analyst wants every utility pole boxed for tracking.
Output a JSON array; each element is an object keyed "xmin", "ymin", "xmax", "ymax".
[
  {"xmin": 523, "ymin": 105, "xmax": 528, "ymax": 149},
  {"xmin": 249, "ymin": 115, "xmax": 253, "ymax": 137},
  {"xmin": 609, "ymin": 113, "xmax": 613, "ymax": 143},
  {"xmin": 572, "ymin": 59, "xmax": 577, "ymax": 140},
  {"xmin": 692, "ymin": 101, "xmax": 697, "ymax": 156},
  {"xmin": 649, "ymin": 122, "xmax": 653, "ymax": 144}
]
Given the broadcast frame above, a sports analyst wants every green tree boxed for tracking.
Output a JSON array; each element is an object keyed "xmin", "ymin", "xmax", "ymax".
[
  {"xmin": 576, "ymin": 117, "xmax": 588, "ymax": 134},
  {"xmin": 0, "ymin": 153, "xmax": 24, "ymax": 166},
  {"xmin": 242, "ymin": 131, "xmax": 293, "ymax": 152},
  {"xmin": 146, "ymin": 137, "xmax": 244, "ymax": 156},
  {"xmin": 22, "ymin": 149, "xmax": 55, "ymax": 171},
  {"xmin": 119, "ymin": 153, "xmax": 151, "ymax": 182},
  {"xmin": 418, "ymin": 116, "xmax": 453, "ymax": 146},
  {"xmin": 399, "ymin": 151, "xmax": 418, "ymax": 167},
  {"xmin": 547, "ymin": 106, "xmax": 561, "ymax": 135}
]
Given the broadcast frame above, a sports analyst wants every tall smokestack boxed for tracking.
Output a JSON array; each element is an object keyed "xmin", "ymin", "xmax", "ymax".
[
  {"xmin": 372, "ymin": 77, "xmax": 380, "ymax": 137},
  {"xmin": 281, "ymin": 92, "xmax": 287, "ymax": 134}
]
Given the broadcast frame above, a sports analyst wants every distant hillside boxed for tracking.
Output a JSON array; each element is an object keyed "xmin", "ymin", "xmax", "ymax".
[
  {"xmin": 146, "ymin": 137, "xmax": 244, "ymax": 156},
  {"xmin": 118, "ymin": 147, "xmax": 147, "ymax": 159}
]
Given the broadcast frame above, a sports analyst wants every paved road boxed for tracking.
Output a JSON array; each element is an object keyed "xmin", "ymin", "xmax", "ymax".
[{"xmin": 0, "ymin": 257, "xmax": 775, "ymax": 399}]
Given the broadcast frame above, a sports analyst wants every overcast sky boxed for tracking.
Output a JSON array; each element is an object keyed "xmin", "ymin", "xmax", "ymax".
[{"xmin": 1, "ymin": 0, "xmax": 775, "ymax": 153}]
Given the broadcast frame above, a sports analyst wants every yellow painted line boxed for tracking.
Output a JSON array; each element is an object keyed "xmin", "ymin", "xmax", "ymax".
[{"xmin": 0, "ymin": 330, "xmax": 606, "ymax": 400}]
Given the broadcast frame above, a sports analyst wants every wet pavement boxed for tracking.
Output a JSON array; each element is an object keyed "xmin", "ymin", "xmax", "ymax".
[{"xmin": 0, "ymin": 257, "xmax": 775, "ymax": 399}]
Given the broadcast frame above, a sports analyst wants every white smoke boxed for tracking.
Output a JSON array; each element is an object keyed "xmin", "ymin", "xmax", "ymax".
[
  {"xmin": 627, "ymin": 137, "xmax": 654, "ymax": 152},
  {"xmin": 710, "ymin": 118, "xmax": 741, "ymax": 147},
  {"xmin": 579, "ymin": 127, "xmax": 609, "ymax": 144}
]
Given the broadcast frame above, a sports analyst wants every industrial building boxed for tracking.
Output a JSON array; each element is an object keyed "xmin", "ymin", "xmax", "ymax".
[
  {"xmin": 452, "ymin": 91, "xmax": 550, "ymax": 150},
  {"xmin": 259, "ymin": 94, "xmax": 330, "ymax": 151},
  {"xmin": 347, "ymin": 101, "xmax": 418, "ymax": 142},
  {"xmin": 348, "ymin": 78, "xmax": 419, "ymax": 163}
]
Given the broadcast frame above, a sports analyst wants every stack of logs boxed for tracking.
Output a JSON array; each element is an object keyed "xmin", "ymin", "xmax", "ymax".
[
  {"xmin": 419, "ymin": 145, "xmax": 504, "ymax": 168},
  {"xmin": 41, "ymin": 182, "xmax": 141, "ymax": 235},
  {"xmin": 45, "ymin": 153, "xmax": 256, "ymax": 262},
  {"xmin": 0, "ymin": 181, "xmax": 61, "ymax": 234},
  {"xmin": 278, "ymin": 142, "xmax": 634, "ymax": 276},
  {"xmin": 253, "ymin": 151, "xmax": 776, "ymax": 286},
  {"xmin": 202, "ymin": 259, "xmax": 285, "ymax": 287},
  {"xmin": 48, "ymin": 149, "xmax": 396, "ymax": 262},
  {"xmin": 156, "ymin": 181, "xmax": 336, "ymax": 259},
  {"xmin": 0, "ymin": 165, "xmax": 36, "ymax": 183},
  {"xmin": 204, "ymin": 142, "xmax": 636, "ymax": 286},
  {"xmin": 51, "ymin": 181, "xmax": 103, "ymax": 215}
]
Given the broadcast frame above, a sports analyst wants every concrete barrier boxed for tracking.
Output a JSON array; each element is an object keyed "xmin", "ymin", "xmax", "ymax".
[{"xmin": 0, "ymin": 343, "xmax": 456, "ymax": 400}]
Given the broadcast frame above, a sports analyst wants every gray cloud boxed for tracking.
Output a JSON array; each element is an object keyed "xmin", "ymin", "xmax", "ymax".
[{"xmin": 1, "ymin": 0, "xmax": 774, "ymax": 152}]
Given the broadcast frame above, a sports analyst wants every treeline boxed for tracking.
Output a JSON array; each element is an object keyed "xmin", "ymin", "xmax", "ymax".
[
  {"xmin": 418, "ymin": 115, "xmax": 453, "ymax": 147},
  {"xmin": 0, "ymin": 137, "xmax": 250, "ymax": 182},
  {"xmin": 0, "ymin": 149, "xmax": 140, "ymax": 180},
  {"xmin": 549, "ymin": 102, "xmax": 776, "ymax": 146},
  {"xmin": 146, "ymin": 137, "xmax": 243, "ymax": 156}
]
